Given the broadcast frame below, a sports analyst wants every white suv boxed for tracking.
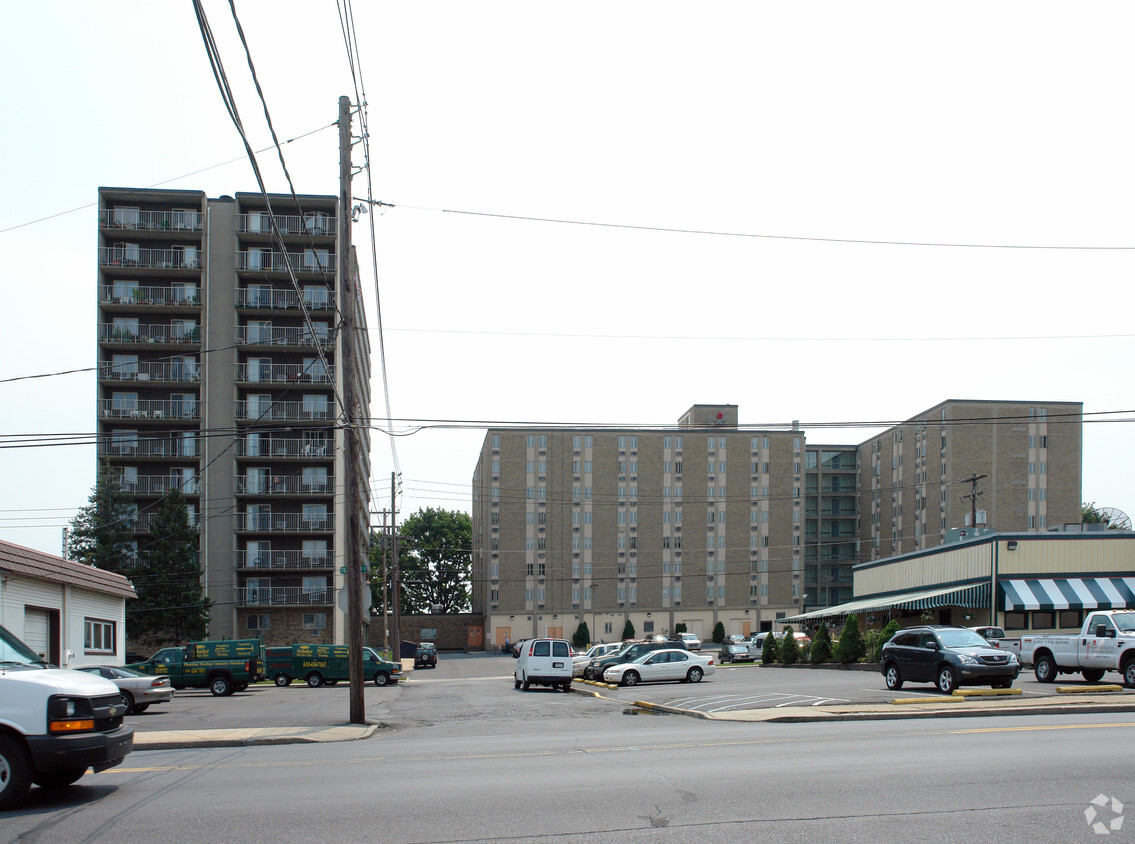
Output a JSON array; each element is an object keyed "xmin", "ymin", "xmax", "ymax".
[{"xmin": 514, "ymin": 638, "xmax": 573, "ymax": 692}]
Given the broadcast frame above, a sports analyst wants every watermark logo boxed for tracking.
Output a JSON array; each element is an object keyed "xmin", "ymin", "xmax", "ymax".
[{"xmin": 1085, "ymin": 794, "xmax": 1124, "ymax": 835}]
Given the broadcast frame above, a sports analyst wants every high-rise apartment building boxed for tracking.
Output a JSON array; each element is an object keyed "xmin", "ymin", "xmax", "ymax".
[
  {"xmin": 472, "ymin": 400, "xmax": 1082, "ymax": 646},
  {"xmin": 95, "ymin": 187, "xmax": 371, "ymax": 646}
]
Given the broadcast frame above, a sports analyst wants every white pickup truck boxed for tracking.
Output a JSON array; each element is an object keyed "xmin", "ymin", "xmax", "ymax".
[{"xmin": 1018, "ymin": 610, "xmax": 1135, "ymax": 687}]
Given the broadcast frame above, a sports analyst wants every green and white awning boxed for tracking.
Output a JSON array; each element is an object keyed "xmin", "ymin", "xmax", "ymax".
[
  {"xmin": 781, "ymin": 582, "xmax": 990, "ymax": 624},
  {"xmin": 1000, "ymin": 577, "xmax": 1135, "ymax": 612}
]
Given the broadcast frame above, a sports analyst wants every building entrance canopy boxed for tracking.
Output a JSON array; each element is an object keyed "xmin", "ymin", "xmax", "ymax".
[{"xmin": 781, "ymin": 582, "xmax": 990, "ymax": 625}]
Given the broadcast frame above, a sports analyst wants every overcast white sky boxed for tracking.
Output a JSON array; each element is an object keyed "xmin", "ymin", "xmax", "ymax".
[{"xmin": 2, "ymin": 2, "xmax": 1134, "ymax": 556}]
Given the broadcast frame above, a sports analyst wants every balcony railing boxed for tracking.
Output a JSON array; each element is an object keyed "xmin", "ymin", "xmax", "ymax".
[
  {"xmin": 240, "ymin": 513, "xmax": 333, "ymax": 533},
  {"xmin": 235, "ymin": 401, "xmax": 333, "ymax": 422},
  {"xmin": 100, "ymin": 361, "xmax": 200, "ymax": 383},
  {"xmin": 236, "ymin": 550, "xmax": 333, "ymax": 570},
  {"xmin": 236, "ymin": 437, "xmax": 331, "ymax": 459},
  {"xmin": 234, "ymin": 251, "xmax": 332, "ymax": 273},
  {"xmin": 99, "ymin": 285, "xmax": 201, "ymax": 307},
  {"xmin": 100, "ymin": 208, "xmax": 202, "ymax": 232},
  {"xmin": 99, "ymin": 437, "xmax": 199, "ymax": 459},
  {"xmin": 99, "ymin": 399, "xmax": 199, "ymax": 420},
  {"xmin": 120, "ymin": 475, "xmax": 200, "ymax": 496},
  {"xmin": 235, "ymin": 475, "xmax": 333, "ymax": 495},
  {"xmin": 235, "ymin": 586, "xmax": 333, "ymax": 606},
  {"xmin": 235, "ymin": 326, "xmax": 332, "ymax": 348},
  {"xmin": 235, "ymin": 213, "xmax": 335, "ymax": 236},
  {"xmin": 235, "ymin": 287, "xmax": 334, "ymax": 311},
  {"xmin": 100, "ymin": 324, "xmax": 200, "ymax": 345},
  {"xmin": 98, "ymin": 246, "xmax": 201, "ymax": 270},
  {"xmin": 235, "ymin": 363, "xmax": 333, "ymax": 384}
]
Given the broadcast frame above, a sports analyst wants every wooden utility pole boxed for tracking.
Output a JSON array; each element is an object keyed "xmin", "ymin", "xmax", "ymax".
[
  {"xmin": 961, "ymin": 473, "xmax": 988, "ymax": 531},
  {"xmin": 374, "ymin": 508, "xmax": 391, "ymax": 650},
  {"xmin": 339, "ymin": 95, "xmax": 365, "ymax": 725},
  {"xmin": 390, "ymin": 471, "xmax": 401, "ymax": 663}
]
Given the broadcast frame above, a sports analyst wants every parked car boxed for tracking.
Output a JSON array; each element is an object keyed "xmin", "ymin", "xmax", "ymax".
[
  {"xmin": 510, "ymin": 639, "xmax": 529, "ymax": 658},
  {"xmin": 1019, "ymin": 610, "xmax": 1135, "ymax": 686},
  {"xmin": 968, "ymin": 626, "xmax": 1023, "ymax": 659},
  {"xmin": 676, "ymin": 632, "xmax": 702, "ymax": 651},
  {"xmin": 573, "ymin": 643, "xmax": 621, "ymax": 676},
  {"xmin": 582, "ymin": 640, "xmax": 685, "ymax": 680},
  {"xmin": 718, "ymin": 642, "xmax": 756, "ymax": 663},
  {"xmin": 879, "ymin": 625, "xmax": 1020, "ymax": 693},
  {"xmin": 414, "ymin": 643, "xmax": 438, "ymax": 669},
  {"xmin": 74, "ymin": 665, "xmax": 173, "ymax": 714},
  {"xmin": 603, "ymin": 648, "xmax": 715, "ymax": 686},
  {"xmin": 514, "ymin": 638, "xmax": 573, "ymax": 692}
]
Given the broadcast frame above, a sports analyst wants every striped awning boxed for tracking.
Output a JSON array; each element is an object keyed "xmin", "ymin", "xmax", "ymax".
[
  {"xmin": 1000, "ymin": 577, "xmax": 1135, "ymax": 612},
  {"xmin": 781, "ymin": 581, "xmax": 990, "ymax": 624}
]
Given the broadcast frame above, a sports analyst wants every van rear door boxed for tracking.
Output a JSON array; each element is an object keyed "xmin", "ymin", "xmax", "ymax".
[{"xmin": 551, "ymin": 640, "xmax": 570, "ymax": 671}]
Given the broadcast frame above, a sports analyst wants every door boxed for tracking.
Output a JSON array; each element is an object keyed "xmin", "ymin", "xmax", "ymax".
[
  {"xmin": 468, "ymin": 626, "xmax": 483, "ymax": 650},
  {"xmin": 494, "ymin": 627, "xmax": 510, "ymax": 648},
  {"xmin": 546, "ymin": 626, "xmax": 563, "ymax": 640},
  {"xmin": 23, "ymin": 608, "xmax": 51, "ymax": 661},
  {"xmin": 1083, "ymin": 613, "xmax": 1121, "ymax": 670}
]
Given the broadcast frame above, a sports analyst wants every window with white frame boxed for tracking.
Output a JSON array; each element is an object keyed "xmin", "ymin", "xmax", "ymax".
[
  {"xmin": 303, "ymin": 613, "xmax": 328, "ymax": 630},
  {"xmin": 84, "ymin": 618, "xmax": 115, "ymax": 653}
]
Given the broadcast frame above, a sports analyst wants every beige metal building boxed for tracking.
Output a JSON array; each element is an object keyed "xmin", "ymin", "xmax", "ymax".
[
  {"xmin": 95, "ymin": 187, "xmax": 371, "ymax": 647},
  {"xmin": 473, "ymin": 400, "xmax": 1083, "ymax": 647}
]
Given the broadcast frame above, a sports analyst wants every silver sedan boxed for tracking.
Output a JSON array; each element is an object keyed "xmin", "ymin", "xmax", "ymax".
[
  {"xmin": 602, "ymin": 648, "xmax": 716, "ymax": 687},
  {"xmin": 75, "ymin": 665, "xmax": 174, "ymax": 714}
]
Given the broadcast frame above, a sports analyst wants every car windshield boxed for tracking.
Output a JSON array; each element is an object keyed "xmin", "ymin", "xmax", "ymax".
[
  {"xmin": 936, "ymin": 629, "xmax": 992, "ymax": 649},
  {"xmin": 1112, "ymin": 613, "xmax": 1135, "ymax": 633},
  {"xmin": 0, "ymin": 623, "xmax": 47, "ymax": 669}
]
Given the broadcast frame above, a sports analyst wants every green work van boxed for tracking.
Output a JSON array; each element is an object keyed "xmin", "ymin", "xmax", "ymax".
[
  {"xmin": 128, "ymin": 639, "xmax": 262, "ymax": 696},
  {"xmin": 268, "ymin": 644, "xmax": 402, "ymax": 688}
]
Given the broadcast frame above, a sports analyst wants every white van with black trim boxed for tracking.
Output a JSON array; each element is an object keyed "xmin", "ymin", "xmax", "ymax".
[{"xmin": 514, "ymin": 638, "xmax": 573, "ymax": 692}]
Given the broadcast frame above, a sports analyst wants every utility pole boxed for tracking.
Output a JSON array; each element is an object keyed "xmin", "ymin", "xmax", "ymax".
[
  {"xmin": 339, "ymin": 95, "xmax": 365, "ymax": 725},
  {"xmin": 374, "ymin": 508, "xmax": 391, "ymax": 650},
  {"xmin": 390, "ymin": 471, "xmax": 401, "ymax": 664},
  {"xmin": 960, "ymin": 473, "xmax": 988, "ymax": 531}
]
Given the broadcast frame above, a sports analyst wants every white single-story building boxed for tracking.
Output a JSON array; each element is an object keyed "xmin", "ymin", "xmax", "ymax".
[
  {"xmin": 783, "ymin": 528, "xmax": 1135, "ymax": 634},
  {"xmin": 0, "ymin": 539, "xmax": 136, "ymax": 666}
]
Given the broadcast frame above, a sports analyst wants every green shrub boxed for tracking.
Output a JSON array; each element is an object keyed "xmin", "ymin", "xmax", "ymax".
[
  {"xmin": 572, "ymin": 622, "xmax": 590, "ymax": 651},
  {"xmin": 870, "ymin": 619, "xmax": 901, "ymax": 662},
  {"xmin": 835, "ymin": 614, "xmax": 867, "ymax": 664},
  {"xmin": 779, "ymin": 626, "xmax": 801, "ymax": 665},
  {"xmin": 621, "ymin": 619, "xmax": 635, "ymax": 641},
  {"xmin": 810, "ymin": 622, "xmax": 833, "ymax": 664},
  {"xmin": 761, "ymin": 631, "xmax": 779, "ymax": 664},
  {"xmin": 711, "ymin": 621, "xmax": 726, "ymax": 644},
  {"xmin": 673, "ymin": 622, "xmax": 687, "ymax": 635}
]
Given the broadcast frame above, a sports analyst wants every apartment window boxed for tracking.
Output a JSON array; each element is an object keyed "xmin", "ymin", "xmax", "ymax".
[
  {"xmin": 247, "ymin": 614, "xmax": 270, "ymax": 630},
  {"xmin": 573, "ymin": 435, "xmax": 581, "ymax": 448},
  {"xmin": 84, "ymin": 619, "xmax": 116, "ymax": 654},
  {"xmin": 492, "ymin": 434, "xmax": 500, "ymax": 448},
  {"xmin": 303, "ymin": 613, "xmax": 328, "ymax": 631}
]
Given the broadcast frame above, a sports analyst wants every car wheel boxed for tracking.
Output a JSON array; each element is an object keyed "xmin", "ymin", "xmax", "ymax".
[
  {"xmin": 133, "ymin": 704, "xmax": 150, "ymax": 713},
  {"xmin": 121, "ymin": 690, "xmax": 136, "ymax": 714},
  {"xmin": 884, "ymin": 664, "xmax": 903, "ymax": 691},
  {"xmin": 1082, "ymin": 668, "xmax": 1105, "ymax": 684},
  {"xmin": 563, "ymin": 683, "xmax": 572, "ymax": 693},
  {"xmin": 936, "ymin": 665, "xmax": 958, "ymax": 694},
  {"xmin": 325, "ymin": 680, "xmax": 339, "ymax": 686},
  {"xmin": 1034, "ymin": 653, "xmax": 1057, "ymax": 683},
  {"xmin": 688, "ymin": 667, "xmax": 703, "ymax": 683},
  {"xmin": 274, "ymin": 673, "xmax": 290, "ymax": 687},
  {"xmin": 622, "ymin": 671, "xmax": 640, "ymax": 687},
  {"xmin": 522, "ymin": 680, "xmax": 531, "ymax": 691},
  {"xmin": 0, "ymin": 734, "xmax": 32, "ymax": 810},
  {"xmin": 1123, "ymin": 659, "xmax": 1135, "ymax": 689},
  {"xmin": 374, "ymin": 672, "xmax": 389, "ymax": 687},
  {"xmin": 514, "ymin": 678, "xmax": 521, "ymax": 690},
  {"xmin": 32, "ymin": 767, "xmax": 88, "ymax": 789},
  {"xmin": 210, "ymin": 675, "xmax": 233, "ymax": 697},
  {"xmin": 306, "ymin": 672, "xmax": 324, "ymax": 688}
]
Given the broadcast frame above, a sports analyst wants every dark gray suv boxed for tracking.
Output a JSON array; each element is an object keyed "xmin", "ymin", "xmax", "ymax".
[{"xmin": 879, "ymin": 625, "xmax": 1020, "ymax": 693}]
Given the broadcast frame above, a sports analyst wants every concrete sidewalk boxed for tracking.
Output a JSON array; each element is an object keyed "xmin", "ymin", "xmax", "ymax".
[{"xmin": 133, "ymin": 723, "xmax": 380, "ymax": 750}]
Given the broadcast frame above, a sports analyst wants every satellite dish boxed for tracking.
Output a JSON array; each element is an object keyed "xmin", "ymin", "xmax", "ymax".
[{"xmin": 1098, "ymin": 507, "xmax": 1132, "ymax": 531}]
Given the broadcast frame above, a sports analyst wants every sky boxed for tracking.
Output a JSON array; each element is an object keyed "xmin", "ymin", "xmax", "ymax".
[{"xmin": 2, "ymin": 1, "xmax": 1134, "ymax": 557}]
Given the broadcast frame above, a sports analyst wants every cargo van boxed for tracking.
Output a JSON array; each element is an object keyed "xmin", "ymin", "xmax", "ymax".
[
  {"xmin": 267, "ymin": 644, "xmax": 401, "ymax": 687},
  {"xmin": 514, "ymin": 638, "xmax": 573, "ymax": 692}
]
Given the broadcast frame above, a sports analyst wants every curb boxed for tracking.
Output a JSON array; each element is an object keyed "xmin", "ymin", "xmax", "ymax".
[{"xmin": 134, "ymin": 724, "xmax": 381, "ymax": 751}]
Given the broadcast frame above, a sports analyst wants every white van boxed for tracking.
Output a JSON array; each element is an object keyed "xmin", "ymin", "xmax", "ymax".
[{"xmin": 514, "ymin": 638, "xmax": 573, "ymax": 692}]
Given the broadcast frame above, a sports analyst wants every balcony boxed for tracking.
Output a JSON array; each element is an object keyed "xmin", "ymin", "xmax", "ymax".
[
  {"xmin": 235, "ymin": 213, "xmax": 335, "ymax": 237},
  {"xmin": 99, "ymin": 436, "xmax": 199, "ymax": 459},
  {"xmin": 235, "ymin": 326, "xmax": 332, "ymax": 349},
  {"xmin": 235, "ymin": 287, "xmax": 335, "ymax": 312},
  {"xmin": 100, "ymin": 208, "xmax": 202, "ymax": 232},
  {"xmin": 120, "ymin": 475, "xmax": 200, "ymax": 496},
  {"xmin": 100, "ymin": 324, "xmax": 200, "ymax": 346},
  {"xmin": 99, "ymin": 284, "xmax": 201, "ymax": 308},
  {"xmin": 235, "ymin": 250, "xmax": 332, "ymax": 273},
  {"xmin": 99, "ymin": 398, "xmax": 199, "ymax": 421},
  {"xmin": 235, "ymin": 474, "xmax": 333, "ymax": 495},
  {"xmin": 236, "ymin": 550, "xmax": 333, "ymax": 570},
  {"xmin": 235, "ymin": 587, "xmax": 333, "ymax": 606},
  {"xmin": 98, "ymin": 246, "xmax": 201, "ymax": 271},
  {"xmin": 239, "ymin": 513, "xmax": 334, "ymax": 533},
  {"xmin": 235, "ymin": 400, "xmax": 333, "ymax": 423},
  {"xmin": 100, "ymin": 361, "xmax": 200, "ymax": 383},
  {"xmin": 235, "ymin": 362, "xmax": 333, "ymax": 385},
  {"xmin": 236, "ymin": 437, "xmax": 331, "ymax": 459}
]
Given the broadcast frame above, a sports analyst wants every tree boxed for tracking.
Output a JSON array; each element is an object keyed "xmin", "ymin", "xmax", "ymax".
[
  {"xmin": 379, "ymin": 508, "xmax": 472, "ymax": 614},
  {"xmin": 673, "ymin": 622, "xmax": 687, "ymax": 635},
  {"xmin": 872, "ymin": 619, "xmax": 901, "ymax": 662},
  {"xmin": 572, "ymin": 622, "xmax": 590, "ymax": 650},
  {"xmin": 810, "ymin": 622, "xmax": 833, "ymax": 664},
  {"xmin": 1083, "ymin": 501, "xmax": 1127, "ymax": 529},
  {"xmin": 621, "ymin": 619, "xmax": 635, "ymax": 640},
  {"xmin": 779, "ymin": 625, "xmax": 801, "ymax": 665},
  {"xmin": 711, "ymin": 621, "xmax": 726, "ymax": 644},
  {"xmin": 68, "ymin": 460, "xmax": 137, "ymax": 574},
  {"xmin": 130, "ymin": 490, "xmax": 210, "ymax": 646},
  {"xmin": 835, "ymin": 614, "xmax": 867, "ymax": 664},
  {"xmin": 761, "ymin": 631, "xmax": 779, "ymax": 664}
]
